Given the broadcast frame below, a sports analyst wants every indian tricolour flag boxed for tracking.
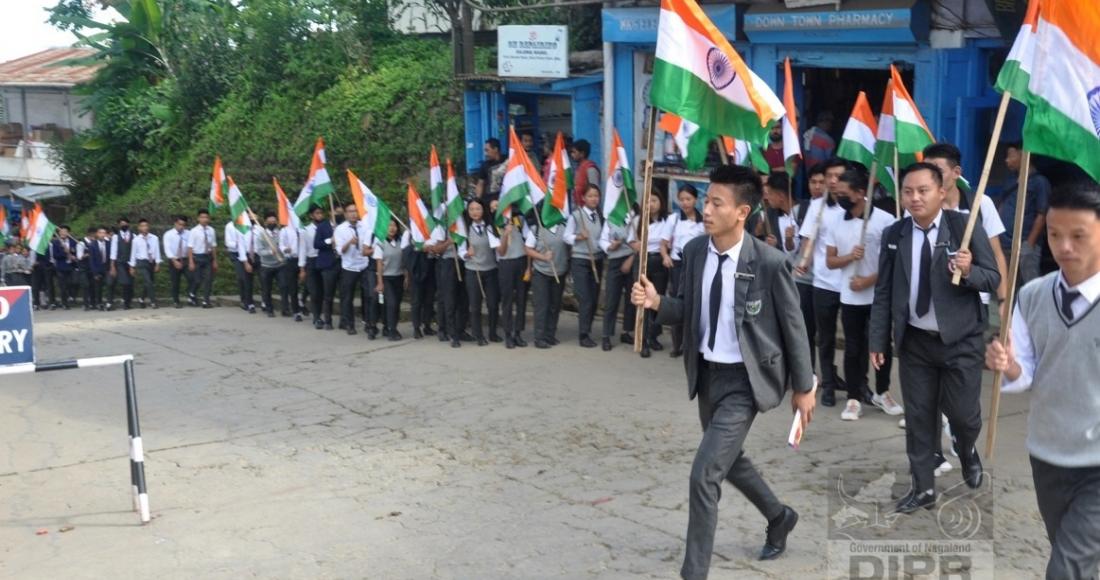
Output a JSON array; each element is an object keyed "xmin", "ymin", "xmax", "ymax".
[
  {"xmin": 273, "ymin": 177, "xmax": 300, "ymax": 230},
  {"xmin": 0, "ymin": 206, "xmax": 9, "ymax": 241},
  {"xmin": 836, "ymin": 91, "xmax": 878, "ymax": 171},
  {"xmin": 294, "ymin": 137, "xmax": 335, "ymax": 218},
  {"xmin": 429, "ymin": 146, "xmax": 445, "ymax": 221},
  {"xmin": 228, "ymin": 177, "xmax": 252, "ymax": 234},
  {"xmin": 541, "ymin": 132, "xmax": 571, "ymax": 227},
  {"xmin": 891, "ymin": 65, "xmax": 934, "ymax": 157},
  {"xmin": 209, "ymin": 156, "xmax": 228, "ymax": 213},
  {"xmin": 603, "ymin": 129, "xmax": 637, "ymax": 227},
  {"xmin": 652, "ymin": 0, "xmax": 784, "ymax": 145},
  {"xmin": 997, "ymin": 0, "xmax": 1100, "ymax": 182},
  {"xmin": 781, "ymin": 57, "xmax": 801, "ymax": 174},
  {"xmin": 347, "ymin": 169, "xmax": 392, "ymax": 242},
  {"xmin": 406, "ymin": 182, "xmax": 434, "ymax": 250},
  {"xmin": 495, "ymin": 127, "xmax": 545, "ymax": 228},
  {"xmin": 444, "ymin": 159, "xmax": 467, "ymax": 245},
  {"xmin": 27, "ymin": 204, "xmax": 57, "ymax": 255},
  {"xmin": 659, "ymin": 112, "xmax": 714, "ymax": 171},
  {"xmin": 722, "ymin": 137, "xmax": 769, "ymax": 174}
]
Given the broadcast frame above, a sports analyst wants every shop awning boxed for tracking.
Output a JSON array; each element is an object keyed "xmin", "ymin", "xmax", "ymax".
[
  {"xmin": 602, "ymin": 4, "xmax": 738, "ymax": 44},
  {"xmin": 11, "ymin": 184, "xmax": 70, "ymax": 203},
  {"xmin": 744, "ymin": 0, "xmax": 929, "ymax": 45}
]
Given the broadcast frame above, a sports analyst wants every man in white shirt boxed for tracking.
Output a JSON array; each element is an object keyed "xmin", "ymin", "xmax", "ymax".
[
  {"xmin": 279, "ymin": 219, "xmax": 304, "ymax": 321},
  {"xmin": 128, "ymin": 218, "xmax": 162, "ymax": 309},
  {"xmin": 187, "ymin": 209, "xmax": 217, "ymax": 308},
  {"xmin": 335, "ymin": 202, "xmax": 369, "ymax": 334},
  {"xmin": 163, "ymin": 215, "xmax": 193, "ymax": 308},
  {"xmin": 823, "ymin": 168, "xmax": 902, "ymax": 421},
  {"xmin": 235, "ymin": 223, "xmax": 262, "ymax": 314},
  {"xmin": 986, "ymin": 181, "xmax": 1100, "ymax": 580}
]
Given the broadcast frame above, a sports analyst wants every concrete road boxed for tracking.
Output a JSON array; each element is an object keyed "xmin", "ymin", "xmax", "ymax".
[{"xmin": 0, "ymin": 307, "xmax": 1050, "ymax": 579}]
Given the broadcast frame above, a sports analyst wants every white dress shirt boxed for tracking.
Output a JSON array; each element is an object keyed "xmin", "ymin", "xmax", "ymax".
[
  {"xmin": 907, "ymin": 195, "xmax": 1005, "ymax": 304},
  {"xmin": 1002, "ymin": 270, "xmax": 1100, "ymax": 393},
  {"xmin": 129, "ymin": 233, "xmax": 161, "ymax": 267},
  {"xmin": 279, "ymin": 226, "xmax": 300, "ymax": 259},
  {"xmin": 699, "ymin": 237, "xmax": 746, "ymax": 364},
  {"xmin": 823, "ymin": 207, "xmax": 896, "ymax": 306},
  {"xmin": 188, "ymin": 225, "xmax": 216, "ymax": 255},
  {"xmin": 335, "ymin": 221, "xmax": 369, "ymax": 271},
  {"xmin": 798, "ymin": 196, "xmax": 845, "ymax": 292},
  {"xmin": 563, "ymin": 208, "xmax": 600, "ymax": 246},
  {"xmin": 302, "ymin": 223, "xmax": 319, "ymax": 260},
  {"xmin": 908, "ymin": 210, "xmax": 944, "ymax": 332},
  {"xmin": 640, "ymin": 216, "xmax": 671, "ymax": 254},
  {"xmin": 163, "ymin": 227, "xmax": 189, "ymax": 260},
  {"xmin": 662, "ymin": 212, "xmax": 706, "ymax": 261},
  {"xmin": 775, "ymin": 211, "xmax": 801, "ymax": 255},
  {"xmin": 224, "ymin": 222, "xmax": 239, "ymax": 252}
]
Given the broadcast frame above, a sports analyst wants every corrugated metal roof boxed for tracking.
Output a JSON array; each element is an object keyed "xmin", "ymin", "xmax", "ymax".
[{"xmin": 0, "ymin": 48, "xmax": 101, "ymax": 88}]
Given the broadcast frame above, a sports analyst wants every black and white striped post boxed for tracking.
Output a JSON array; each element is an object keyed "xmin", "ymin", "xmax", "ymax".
[{"xmin": 0, "ymin": 354, "xmax": 150, "ymax": 524}]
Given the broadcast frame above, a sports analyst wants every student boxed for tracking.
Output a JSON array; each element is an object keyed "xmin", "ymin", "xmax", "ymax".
[
  {"xmin": 76, "ymin": 227, "xmax": 96, "ymax": 309},
  {"xmin": 51, "ymin": 225, "xmax": 78, "ymax": 310},
  {"xmin": 308, "ymin": 206, "xmax": 338, "ymax": 330},
  {"xmin": 660, "ymin": 184, "xmax": 706, "ymax": 358},
  {"xmin": 237, "ymin": 223, "xmax": 264, "ymax": 314},
  {"xmin": 249, "ymin": 212, "xmax": 283, "ymax": 318},
  {"xmin": 407, "ymin": 224, "xmax": 438, "ymax": 339},
  {"xmin": 361, "ymin": 229, "xmax": 383, "ymax": 339},
  {"xmin": 106, "ymin": 217, "xmax": 134, "ymax": 310},
  {"xmin": 31, "ymin": 239, "xmax": 52, "ymax": 310},
  {"xmin": 187, "ymin": 209, "xmax": 217, "ymax": 308},
  {"xmin": 631, "ymin": 190, "xmax": 671, "ymax": 358},
  {"xmin": 497, "ymin": 205, "xmax": 530, "ymax": 349},
  {"xmin": 525, "ymin": 207, "xmax": 570, "ymax": 349},
  {"xmin": 335, "ymin": 203, "xmax": 369, "ymax": 334},
  {"xmin": 127, "ymin": 219, "xmax": 161, "ymax": 309},
  {"xmin": 1, "ymin": 241, "xmax": 25, "ymax": 286},
  {"xmin": 373, "ymin": 219, "xmax": 409, "ymax": 341},
  {"xmin": 278, "ymin": 216, "xmax": 303, "ymax": 321},
  {"xmin": 564, "ymin": 184, "xmax": 606, "ymax": 348},
  {"xmin": 986, "ymin": 180, "xmax": 1100, "ymax": 580},
  {"xmin": 163, "ymin": 216, "xmax": 194, "ymax": 308},
  {"xmin": 599, "ymin": 205, "xmax": 637, "ymax": 351},
  {"xmin": 869, "ymin": 162, "xmax": 1000, "ymax": 513},
  {"xmin": 462, "ymin": 198, "xmax": 501, "ymax": 346},
  {"xmin": 427, "ymin": 217, "xmax": 464, "ymax": 347},
  {"xmin": 794, "ymin": 167, "xmax": 827, "ymax": 366},
  {"xmin": 225, "ymin": 218, "xmax": 245, "ymax": 307},
  {"xmin": 823, "ymin": 168, "xmax": 902, "ymax": 420}
]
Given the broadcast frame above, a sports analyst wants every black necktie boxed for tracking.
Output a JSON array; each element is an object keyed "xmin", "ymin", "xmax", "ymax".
[
  {"xmin": 1060, "ymin": 284, "xmax": 1081, "ymax": 321},
  {"xmin": 588, "ymin": 211, "xmax": 596, "ymax": 223},
  {"xmin": 915, "ymin": 224, "xmax": 935, "ymax": 317},
  {"xmin": 708, "ymin": 253, "xmax": 729, "ymax": 351}
]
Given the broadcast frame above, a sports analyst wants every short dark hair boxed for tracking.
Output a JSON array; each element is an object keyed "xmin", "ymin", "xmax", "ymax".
[
  {"xmin": 585, "ymin": 182, "xmax": 601, "ymax": 196},
  {"xmin": 1006, "ymin": 141, "xmax": 1024, "ymax": 152},
  {"xmin": 485, "ymin": 138, "xmax": 501, "ymax": 151},
  {"xmin": 765, "ymin": 172, "xmax": 789, "ymax": 193},
  {"xmin": 137, "ymin": 218, "xmax": 149, "ymax": 225},
  {"xmin": 118, "ymin": 216, "xmax": 130, "ymax": 223},
  {"xmin": 1048, "ymin": 179, "xmax": 1100, "ymax": 218},
  {"xmin": 309, "ymin": 205, "xmax": 323, "ymax": 215},
  {"xmin": 59, "ymin": 224, "xmax": 70, "ymax": 231},
  {"xmin": 677, "ymin": 183, "xmax": 699, "ymax": 198},
  {"xmin": 345, "ymin": 202, "xmax": 358, "ymax": 211},
  {"xmin": 822, "ymin": 157, "xmax": 851, "ymax": 173},
  {"xmin": 520, "ymin": 131, "xmax": 534, "ymax": 140},
  {"xmin": 922, "ymin": 143, "xmax": 962, "ymax": 167},
  {"xmin": 903, "ymin": 161, "xmax": 944, "ymax": 187},
  {"xmin": 571, "ymin": 139, "xmax": 591, "ymax": 157},
  {"xmin": 197, "ymin": 209, "xmax": 209, "ymax": 217},
  {"xmin": 175, "ymin": 215, "xmax": 187, "ymax": 223},
  {"xmin": 264, "ymin": 211, "xmax": 277, "ymax": 220},
  {"xmin": 808, "ymin": 163, "xmax": 827, "ymax": 178},
  {"xmin": 708, "ymin": 164, "xmax": 762, "ymax": 209},
  {"xmin": 86, "ymin": 226, "xmax": 97, "ymax": 234},
  {"xmin": 837, "ymin": 167, "xmax": 869, "ymax": 192}
]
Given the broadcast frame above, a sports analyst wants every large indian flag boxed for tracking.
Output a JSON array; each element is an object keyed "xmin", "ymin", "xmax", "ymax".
[
  {"xmin": 659, "ymin": 112, "xmax": 713, "ymax": 170},
  {"xmin": 836, "ymin": 91, "xmax": 878, "ymax": 171},
  {"xmin": 347, "ymin": 169, "xmax": 392, "ymax": 242},
  {"xmin": 444, "ymin": 159, "xmax": 467, "ymax": 245},
  {"xmin": 781, "ymin": 57, "xmax": 801, "ymax": 173},
  {"xmin": 495, "ymin": 127, "xmax": 545, "ymax": 227},
  {"xmin": 891, "ymin": 65, "xmax": 934, "ymax": 156},
  {"xmin": 603, "ymin": 129, "xmax": 636, "ymax": 227},
  {"xmin": 406, "ymin": 182, "xmax": 434, "ymax": 250},
  {"xmin": 209, "ymin": 156, "xmax": 228, "ymax": 213},
  {"xmin": 0, "ymin": 206, "xmax": 9, "ymax": 241},
  {"xmin": 27, "ymin": 204, "xmax": 56, "ymax": 255},
  {"xmin": 997, "ymin": 0, "xmax": 1100, "ymax": 182},
  {"xmin": 273, "ymin": 177, "xmax": 300, "ymax": 230},
  {"xmin": 294, "ymin": 138, "xmax": 335, "ymax": 218},
  {"xmin": 429, "ymin": 146, "xmax": 445, "ymax": 221},
  {"xmin": 541, "ymin": 132, "xmax": 571, "ymax": 227},
  {"xmin": 228, "ymin": 177, "xmax": 252, "ymax": 234},
  {"xmin": 652, "ymin": 0, "xmax": 784, "ymax": 145},
  {"xmin": 723, "ymin": 137, "xmax": 769, "ymax": 174}
]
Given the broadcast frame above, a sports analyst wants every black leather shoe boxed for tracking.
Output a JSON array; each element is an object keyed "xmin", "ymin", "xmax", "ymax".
[
  {"xmin": 324, "ymin": 323, "xmax": 334, "ymax": 330},
  {"xmin": 489, "ymin": 333, "xmax": 503, "ymax": 343},
  {"xmin": 413, "ymin": 328, "xmax": 423, "ymax": 339},
  {"xmin": 460, "ymin": 331, "xmax": 476, "ymax": 342},
  {"xmin": 759, "ymin": 506, "xmax": 799, "ymax": 561},
  {"xmin": 670, "ymin": 349, "xmax": 683, "ymax": 358},
  {"xmin": 477, "ymin": 336, "xmax": 488, "ymax": 346},
  {"xmin": 894, "ymin": 489, "xmax": 937, "ymax": 514},
  {"xmin": 640, "ymin": 345, "xmax": 651, "ymax": 358},
  {"xmin": 451, "ymin": 338, "xmax": 461, "ymax": 348},
  {"xmin": 535, "ymin": 339, "xmax": 551, "ymax": 349},
  {"xmin": 601, "ymin": 338, "xmax": 612, "ymax": 351},
  {"xmin": 959, "ymin": 446, "xmax": 984, "ymax": 489},
  {"xmin": 389, "ymin": 330, "xmax": 402, "ymax": 341},
  {"xmin": 506, "ymin": 335, "xmax": 516, "ymax": 349},
  {"xmin": 314, "ymin": 319, "xmax": 323, "ymax": 329},
  {"xmin": 821, "ymin": 388, "xmax": 836, "ymax": 407},
  {"xmin": 346, "ymin": 327, "xmax": 358, "ymax": 336},
  {"xmin": 202, "ymin": 302, "xmax": 213, "ymax": 309},
  {"xmin": 547, "ymin": 336, "xmax": 559, "ymax": 346},
  {"xmin": 579, "ymin": 335, "xmax": 597, "ymax": 348},
  {"xmin": 648, "ymin": 338, "xmax": 664, "ymax": 352},
  {"xmin": 367, "ymin": 327, "xmax": 378, "ymax": 340},
  {"xmin": 514, "ymin": 334, "xmax": 527, "ymax": 348},
  {"xmin": 423, "ymin": 326, "xmax": 436, "ymax": 336},
  {"xmin": 620, "ymin": 332, "xmax": 633, "ymax": 345},
  {"xmin": 438, "ymin": 332, "xmax": 449, "ymax": 342},
  {"xmin": 266, "ymin": 311, "xmax": 276, "ymax": 318}
]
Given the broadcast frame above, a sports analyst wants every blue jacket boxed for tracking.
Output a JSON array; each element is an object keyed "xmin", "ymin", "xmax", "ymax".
[
  {"xmin": 312, "ymin": 220, "xmax": 337, "ymax": 270},
  {"xmin": 51, "ymin": 238, "xmax": 78, "ymax": 272},
  {"xmin": 87, "ymin": 238, "xmax": 109, "ymax": 275}
]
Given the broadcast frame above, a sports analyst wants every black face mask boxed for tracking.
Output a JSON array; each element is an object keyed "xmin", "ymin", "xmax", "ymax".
[
  {"xmin": 837, "ymin": 197, "xmax": 856, "ymax": 212},
  {"xmin": 266, "ymin": 224, "xmax": 278, "ymax": 231}
]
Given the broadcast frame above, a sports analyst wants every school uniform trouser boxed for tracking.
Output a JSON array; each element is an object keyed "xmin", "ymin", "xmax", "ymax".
[
  {"xmin": 1030, "ymin": 456, "xmax": 1100, "ymax": 580},
  {"xmin": 168, "ymin": 261, "xmax": 192, "ymax": 304},
  {"xmin": 280, "ymin": 258, "xmax": 300, "ymax": 314},
  {"xmin": 339, "ymin": 268, "xmax": 364, "ymax": 328},
  {"xmin": 191, "ymin": 254, "xmax": 214, "ymax": 303},
  {"xmin": 310, "ymin": 263, "xmax": 338, "ymax": 324},
  {"xmin": 54, "ymin": 268, "xmax": 75, "ymax": 307},
  {"xmin": 410, "ymin": 260, "xmax": 437, "ymax": 331},
  {"xmin": 361, "ymin": 268, "xmax": 381, "ymax": 329},
  {"xmin": 571, "ymin": 257, "xmax": 602, "ymax": 339},
  {"xmin": 231, "ymin": 255, "xmax": 246, "ymax": 305},
  {"xmin": 898, "ymin": 327, "xmax": 984, "ymax": 493},
  {"xmin": 435, "ymin": 258, "xmax": 462, "ymax": 337},
  {"xmin": 260, "ymin": 264, "xmax": 280, "ymax": 313},
  {"xmin": 465, "ymin": 268, "xmax": 499, "ymax": 339},
  {"xmin": 31, "ymin": 264, "xmax": 48, "ymax": 307},
  {"xmin": 134, "ymin": 260, "xmax": 157, "ymax": 305},
  {"xmin": 635, "ymin": 254, "xmax": 668, "ymax": 343},
  {"xmin": 669, "ymin": 259, "xmax": 686, "ymax": 351},
  {"xmin": 532, "ymin": 270, "xmax": 564, "ymax": 342},
  {"xmin": 382, "ymin": 274, "xmax": 405, "ymax": 333},
  {"xmin": 839, "ymin": 303, "xmax": 892, "ymax": 401},
  {"xmin": 240, "ymin": 256, "xmax": 259, "ymax": 307},
  {"xmin": 112, "ymin": 261, "xmax": 134, "ymax": 307},
  {"xmin": 812, "ymin": 287, "xmax": 843, "ymax": 391},
  {"xmin": 602, "ymin": 256, "xmax": 636, "ymax": 339},
  {"xmin": 682, "ymin": 361, "xmax": 784, "ymax": 580},
  {"xmin": 796, "ymin": 282, "xmax": 817, "ymax": 370},
  {"xmin": 499, "ymin": 256, "xmax": 528, "ymax": 336}
]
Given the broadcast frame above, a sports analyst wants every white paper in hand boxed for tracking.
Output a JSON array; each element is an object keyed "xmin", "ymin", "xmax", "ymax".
[{"xmin": 788, "ymin": 375, "xmax": 818, "ymax": 451}]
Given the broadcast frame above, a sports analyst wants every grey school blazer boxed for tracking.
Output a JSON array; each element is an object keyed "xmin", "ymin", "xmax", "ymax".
[{"xmin": 656, "ymin": 234, "xmax": 815, "ymax": 411}]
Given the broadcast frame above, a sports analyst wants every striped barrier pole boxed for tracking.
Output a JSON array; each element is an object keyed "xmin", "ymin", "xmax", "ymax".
[{"xmin": 0, "ymin": 354, "xmax": 150, "ymax": 524}]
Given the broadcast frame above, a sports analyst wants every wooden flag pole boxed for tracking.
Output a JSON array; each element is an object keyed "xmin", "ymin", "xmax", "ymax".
[
  {"xmin": 953, "ymin": 91, "xmax": 1013, "ymax": 286},
  {"xmin": 531, "ymin": 204, "xmax": 560, "ymax": 284},
  {"xmin": 893, "ymin": 147, "xmax": 902, "ymax": 219},
  {"xmin": 715, "ymin": 138, "xmax": 730, "ymax": 166},
  {"xmin": 858, "ymin": 160, "xmax": 880, "ymax": 245},
  {"xmin": 475, "ymin": 268, "xmax": 487, "ymax": 301},
  {"xmin": 247, "ymin": 208, "xmax": 285, "ymax": 262},
  {"xmin": 578, "ymin": 211, "xmax": 601, "ymax": 284},
  {"xmin": 634, "ymin": 105, "xmax": 659, "ymax": 353},
  {"xmin": 328, "ymin": 195, "xmax": 337, "ymax": 226},
  {"xmin": 986, "ymin": 150, "xmax": 1031, "ymax": 461},
  {"xmin": 797, "ymin": 192, "xmax": 828, "ymax": 271}
]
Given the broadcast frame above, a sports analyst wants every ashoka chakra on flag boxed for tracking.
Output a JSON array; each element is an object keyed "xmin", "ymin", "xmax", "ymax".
[
  {"xmin": 706, "ymin": 48, "xmax": 736, "ymax": 90},
  {"xmin": 1089, "ymin": 86, "xmax": 1100, "ymax": 138}
]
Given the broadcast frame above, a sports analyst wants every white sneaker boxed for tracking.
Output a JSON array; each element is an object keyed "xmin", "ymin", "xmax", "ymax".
[
  {"xmin": 943, "ymin": 415, "xmax": 958, "ymax": 457},
  {"xmin": 934, "ymin": 460, "xmax": 954, "ymax": 477},
  {"xmin": 872, "ymin": 392, "xmax": 904, "ymax": 416},
  {"xmin": 841, "ymin": 400, "xmax": 862, "ymax": 421},
  {"xmin": 898, "ymin": 417, "xmax": 907, "ymax": 429}
]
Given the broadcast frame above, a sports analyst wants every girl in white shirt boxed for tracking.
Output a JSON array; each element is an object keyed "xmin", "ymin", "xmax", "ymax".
[
  {"xmin": 630, "ymin": 189, "xmax": 671, "ymax": 358},
  {"xmin": 660, "ymin": 184, "xmax": 705, "ymax": 358}
]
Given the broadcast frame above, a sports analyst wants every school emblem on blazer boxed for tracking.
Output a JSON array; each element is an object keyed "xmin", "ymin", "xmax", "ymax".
[{"xmin": 746, "ymin": 299, "xmax": 762, "ymax": 316}]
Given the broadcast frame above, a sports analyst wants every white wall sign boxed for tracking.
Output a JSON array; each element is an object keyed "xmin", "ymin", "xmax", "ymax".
[{"xmin": 497, "ymin": 25, "xmax": 569, "ymax": 79}]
